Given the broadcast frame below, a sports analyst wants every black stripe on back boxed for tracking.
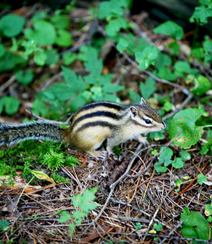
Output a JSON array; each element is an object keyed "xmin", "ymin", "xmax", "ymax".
[
  {"xmin": 72, "ymin": 111, "xmax": 121, "ymax": 128},
  {"xmin": 76, "ymin": 121, "xmax": 115, "ymax": 133},
  {"xmin": 76, "ymin": 102, "xmax": 124, "ymax": 114}
]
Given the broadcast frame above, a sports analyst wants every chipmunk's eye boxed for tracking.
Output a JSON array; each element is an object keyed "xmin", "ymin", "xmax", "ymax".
[{"xmin": 144, "ymin": 119, "xmax": 152, "ymax": 124}]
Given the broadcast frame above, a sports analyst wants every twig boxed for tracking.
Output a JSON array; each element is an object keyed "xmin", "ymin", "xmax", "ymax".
[
  {"xmin": 163, "ymin": 93, "xmax": 194, "ymax": 121},
  {"xmin": 25, "ymin": 109, "xmax": 72, "ymax": 125},
  {"xmin": 0, "ymin": 75, "xmax": 16, "ymax": 96},
  {"xmin": 142, "ymin": 186, "xmax": 175, "ymax": 242}
]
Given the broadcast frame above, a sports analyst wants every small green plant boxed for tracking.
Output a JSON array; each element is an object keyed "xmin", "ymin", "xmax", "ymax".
[
  {"xmin": 36, "ymin": 46, "xmax": 124, "ymax": 115},
  {"xmin": 0, "ymin": 219, "xmax": 10, "ymax": 231},
  {"xmin": 134, "ymin": 222, "xmax": 142, "ymax": 230},
  {"xmin": 59, "ymin": 186, "xmax": 100, "ymax": 235},
  {"xmin": 180, "ymin": 207, "xmax": 212, "ymax": 243},
  {"xmin": 197, "ymin": 173, "xmax": 207, "ymax": 185},
  {"xmin": 154, "ymin": 147, "xmax": 190, "ymax": 173},
  {"xmin": 0, "ymin": 140, "xmax": 79, "ymax": 185}
]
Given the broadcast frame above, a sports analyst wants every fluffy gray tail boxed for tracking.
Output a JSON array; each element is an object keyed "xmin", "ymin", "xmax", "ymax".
[{"xmin": 0, "ymin": 122, "xmax": 64, "ymax": 146}]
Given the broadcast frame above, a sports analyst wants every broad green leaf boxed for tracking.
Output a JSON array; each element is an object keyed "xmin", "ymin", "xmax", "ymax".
[
  {"xmin": 117, "ymin": 36, "xmax": 129, "ymax": 52},
  {"xmin": 189, "ymin": 75, "xmax": 211, "ymax": 96},
  {"xmin": 157, "ymin": 67, "xmax": 176, "ymax": 81},
  {"xmin": 135, "ymin": 46, "xmax": 159, "ymax": 70},
  {"xmin": 44, "ymin": 49, "xmax": 60, "ymax": 65},
  {"xmin": 0, "ymin": 44, "xmax": 5, "ymax": 58},
  {"xmin": 180, "ymin": 207, "xmax": 210, "ymax": 242},
  {"xmin": 97, "ymin": 1, "xmax": 125, "ymax": 19},
  {"xmin": 15, "ymin": 70, "xmax": 34, "ymax": 85},
  {"xmin": 104, "ymin": 94, "xmax": 121, "ymax": 103},
  {"xmin": 197, "ymin": 173, "xmax": 207, "ymax": 185},
  {"xmin": 169, "ymin": 108, "xmax": 204, "ymax": 149},
  {"xmin": 0, "ymin": 14, "xmax": 25, "ymax": 37},
  {"xmin": 154, "ymin": 162, "xmax": 167, "ymax": 173},
  {"xmin": 163, "ymin": 101, "xmax": 174, "ymax": 112},
  {"xmin": 24, "ymin": 20, "xmax": 56, "ymax": 45},
  {"xmin": 128, "ymin": 90, "xmax": 141, "ymax": 103},
  {"xmin": 45, "ymin": 83, "xmax": 75, "ymax": 101},
  {"xmin": 84, "ymin": 47, "xmax": 103, "ymax": 77},
  {"xmin": 192, "ymin": 47, "xmax": 204, "ymax": 63},
  {"xmin": 154, "ymin": 223, "xmax": 163, "ymax": 231},
  {"xmin": 51, "ymin": 15, "xmax": 69, "ymax": 29},
  {"xmin": 62, "ymin": 66, "xmax": 85, "ymax": 92},
  {"xmin": 155, "ymin": 53, "xmax": 172, "ymax": 69},
  {"xmin": 103, "ymin": 83, "xmax": 124, "ymax": 93},
  {"xmin": 32, "ymin": 99, "xmax": 47, "ymax": 116},
  {"xmin": 139, "ymin": 78, "xmax": 156, "ymax": 100},
  {"xmin": 70, "ymin": 94, "xmax": 86, "ymax": 112},
  {"xmin": 153, "ymin": 21, "xmax": 184, "ymax": 40},
  {"xmin": 0, "ymin": 96, "xmax": 20, "ymax": 115},
  {"xmin": 174, "ymin": 61, "xmax": 190, "ymax": 77},
  {"xmin": 172, "ymin": 157, "xmax": 184, "ymax": 169},
  {"xmin": 34, "ymin": 51, "xmax": 47, "ymax": 66},
  {"xmin": 0, "ymin": 220, "xmax": 10, "ymax": 231},
  {"xmin": 105, "ymin": 17, "xmax": 127, "ymax": 36},
  {"xmin": 180, "ymin": 151, "xmax": 191, "ymax": 160},
  {"xmin": 0, "ymin": 52, "xmax": 26, "ymax": 72},
  {"xmin": 55, "ymin": 29, "xmax": 72, "ymax": 47},
  {"xmin": 149, "ymin": 131, "xmax": 165, "ymax": 141},
  {"xmin": 190, "ymin": 5, "xmax": 212, "ymax": 25},
  {"xmin": 62, "ymin": 52, "xmax": 77, "ymax": 65},
  {"xmin": 59, "ymin": 211, "xmax": 71, "ymax": 223}
]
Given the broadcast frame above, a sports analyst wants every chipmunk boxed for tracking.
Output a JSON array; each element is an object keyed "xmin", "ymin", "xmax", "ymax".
[{"xmin": 0, "ymin": 98, "xmax": 165, "ymax": 159}]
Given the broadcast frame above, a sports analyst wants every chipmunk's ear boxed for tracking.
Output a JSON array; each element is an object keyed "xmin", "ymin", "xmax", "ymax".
[
  {"xmin": 130, "ymin": 106, "xmax": 138, "ymax": 119},
  {"xmin": 140, "ymin": 97, "xmax": 146, "ymax": 104}
]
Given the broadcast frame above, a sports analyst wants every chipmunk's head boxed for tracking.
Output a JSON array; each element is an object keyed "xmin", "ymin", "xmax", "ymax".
[{"xmin": 130, "ymin": 98, "xmax": 166, "ymax": 132}]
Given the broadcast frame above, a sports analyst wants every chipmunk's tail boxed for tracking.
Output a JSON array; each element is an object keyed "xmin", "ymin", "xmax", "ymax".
[{"xmin": 0, "ymin": 122, "xmax": 65, "ymax": 146}]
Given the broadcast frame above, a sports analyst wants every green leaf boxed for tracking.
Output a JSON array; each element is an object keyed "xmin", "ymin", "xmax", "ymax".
[
  {"xmin": 154, "ymin": 162, "xmax": 167, "ymax": 173},
  {"xmin": 0, "ymin": 220, "xmax": 10, "ymax": 231},
  {"xmin": 0, "ymin": 14, "xmax": 25, "ymax": 37},
  {"xmin": 0, "ymin": 52, "xmax": 26, "ymax": 72},
  {"xmin": 105, "ymin": 17, "xmax": 127, "ymax": 36},
  {"xmin": 104, "ymin": 94, "xmax": 121, "ymax": 103},
  {"xmin": 205, "ymin": 204, "xmax": 212, "ymax": 216},
  {"xmin": 45, "ymin": 83, "xmax": 75, "ymax": 101},
  {"xmin": 135, "ymin": 46, "xmax": 159, "ymax": 70},
  {"xmin": 34, "ymin": 51, "xmax": 47, "ymax": 66},
  {"xmin": 51, "ymin": 15, "xmax": 69, "ymax": 29},
  {"xmin": 62, "ymin": 52, "xmax": 77, "ymax": 65},
  {"xmin": 180, "ymin": 151, "xmax": 191, "ymax": 160},
  {"xmin": 59, "ymin": 211, "xmax": 71, "ymax": 223},
  {"xmin": 190, "ymin": 5, "xmax": 212, "ymax": 25},
  {"xmin": 24, "ymin": 20, "xmax": 56, "ymax": 46},
  {"xmin": 149, "ymin": 131, "xmax": 165, "ymax": 141},
  {"xmin": 15, "ymin": 70, "xmax": 34, "ymax": 85},
  {"xmin": 103, "ymin": 83, "xmax": 124, "ymax": 93},
  {"xmin": 55, "ymin": 29, "xmax": 72, "ymax": 47},
  {"xmin": 197, "ymin": 173, "xmax": 207, "ymax": 185},
  {"xmin": 157, "ymin": 66, "xmax": 176, "ymax": 81},
  {"xmin": 175, "ymin": 179, "xmax": 182, "ymax": 187},
  {"xmin": 192, "ymin": 47, "xmax": 204, "ymax": 62},
  {"xmin": 169, "ymin": 108, "xmax": 204, "ymax": 149},
  {"xmin": 70, "ymin": 94, "xmax": 86, "ymax": 112},
  {"xmin": 163, "ymin": 101, "xmax": 174, "ymax": 112},
  {"xmin": 32, "ymin": 99, "xmax": 47, "ymax": 116},
  {"xmin": 153, "ymin": 21, "xmax": 184, "ymax": 40},
  {"xmin": 62, "ymin": 66, "xmax": 85, "ymax": 92},
  {"xmin": 172, "ymin": 157, "xmax": 184, "ymax": 169},
  {"xmin": 180, "ymin": 207, "xmax": 210, "ymax": 242},
  {"xmin": 167, "ymin": 41, "xmax": 180, "ymax": 56},
  {"xmin": 154, "ymin": 223, "xmax": 163, "ymax": 231},
  {"xmin": 139, "ymin": 78, "xmax": 156, "ymax": 100},
  {"xmin": 128, "ymin": 90, "xmax": 141, "ymax": 103},
  {"xmin": 174, "ymin": 61, "xmax": 191, "ymax": 77},
  {"xmin": 0, "ymin": 96, "xmax": 20, "ymax": 115},
  {"xmin": 117, "ymin": 36, "xmax": 129, "ymax": 52},
  {"xmin": 155, "ymin": 53, "xmax": 172, "ymax": 69},
  {"xmin": 97, "ymin": 1, "xmax": 125, "ymax": 19},
  {"xmin": 0, "ymin": 44, "xmax": 5, "ymax": 58},
  {"xmin": 84, "ymin": 47, "xmax": 103, "ymax": 77},
  {"xmin": 189, "ymin": 75, "xmax": 211, "ymax": 96},
  {"xmin": 44, "ymin": 49, "xmax": 60, "ymax": 65}
]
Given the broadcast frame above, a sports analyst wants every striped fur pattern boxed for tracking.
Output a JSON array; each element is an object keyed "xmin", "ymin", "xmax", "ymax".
[
  {"xmin": 0, "ymin": 122, "xmax": 63, "ymax": 146},
  {"xmin": 0, "ymin": 100, "xmax": 165, "ymax": 158}
]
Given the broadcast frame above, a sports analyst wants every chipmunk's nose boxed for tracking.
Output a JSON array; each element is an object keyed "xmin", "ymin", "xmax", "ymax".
[{"xmin": 161, "ymin": 122, "xmax": 166, "ymax": 130}]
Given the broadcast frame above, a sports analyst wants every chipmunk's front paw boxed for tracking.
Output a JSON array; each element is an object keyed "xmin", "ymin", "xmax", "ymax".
[
  {"xmin": 137, "ymin": 135, "xmax": 149, "ymax": 146},
  {"xmin": 87, "ymin": 150, "xmax": 108, "ymax": 160}
]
